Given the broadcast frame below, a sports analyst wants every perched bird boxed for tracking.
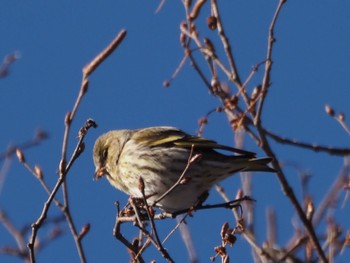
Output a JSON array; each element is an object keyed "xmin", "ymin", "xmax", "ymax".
[{"xmin": 93, "ymin": 126, "xmax": 275, "ymax": 212}]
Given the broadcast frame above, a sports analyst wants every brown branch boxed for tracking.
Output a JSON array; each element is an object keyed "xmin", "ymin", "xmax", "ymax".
[
  {"xmin": 313, "ymin": 165, "xmax": 349, "ymax": 226},
  {"xmin": 138, "ymin": 178, "xmax": 174, "ymax": 263},
  {"xmin": 163, "ymin": 53, "xmax": 188, "ymax": 87},
  {"xmin": 241, "ymin": 60, "xmax": 266, "ymax": 92},
  {"xmin": 15, "ymin": 150, "xmax": 64, "ymax": 210},
  {"xmin": 179, "ymin": 24, "xmax": 233, "ymax": 82},
  {"xmin": 0, "ymin": 130, "xmax": 48, "ymax": 161},
  {"xmin": 256, "ymin": 128, "xmax": 328, "ymax": 262},
  {"xmin": 176, "ymin": 216, "xmax": 198, "ymax": 263},
  {"xmin": 0, "ymin": 52, "xmax": 20, "ymax": 79},
  {"xmin": 155, "ymin": 0, "xmax": 166, "ymax": 14},
  {"xmin": 133, "ymin": 223, "xmax": 174, "ymax": 263},
  {"xmin": 186, "ymin": 48, "xmax": 212, "ymax": 90},
  {"xmin": 27, "ymin": 30, "xmax": 126, "ymax": 263},
  {"xmin": 266, "ymin": 208, "xmax": 277, "ymax": 247},
  {"xmin": 210, "ymin": 0, "xmax": 241, "ymax": 85},
  {"xmin": 83, "ymin": 30, "xmax": 127, "ymax": 76},
  {"xmin": 15, "ymin": 147, "xmax": 90, "ymax": 261},
  {"xmin": 254, "ymin": 0, "xmax": 286, "ymax": 125},
  {"xmin": 27, "ymin": 120, "xmax": 96, "ymax": 263},
  {"xmin": 162, "ymin": 215, "xmax": 189, "ymax": 244},
  {"xmin": 113, "ymin": 202, "xmax": 146, "ymax": 263},
  {"xmin": 0, "ymin": 210, "xmax": 27, "ymax": 260},
  {"xmin": 264, "ymin": 128, "xmax": 350, "ymax": 156},
  {"xmin": 215, "ymin": 185, "xmax": 279, "ymax": 262},
  {"xmin": 61, "ymin": 181, "xmax": 87, "ymax": 263},
  {"xmin": 325, "ymin": 104, "xmax": 350, "ymax": 137}
]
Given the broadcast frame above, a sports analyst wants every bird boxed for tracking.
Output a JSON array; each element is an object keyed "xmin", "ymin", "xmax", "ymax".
[{"xmin": 93, "ymin": 126, "xmax": 275, "ymax": 213}]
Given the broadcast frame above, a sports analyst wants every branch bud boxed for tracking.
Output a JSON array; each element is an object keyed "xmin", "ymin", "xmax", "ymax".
[
  {"xmin": 79, "ymin": 223, "xmax": 90, "ymax": 239},
  {"xmin": 16, "ymin": 148, "xmax": 25, "ymax": 163},
  {"xmin": 34, "ymin": 165, "xmax": 43, "ymax": 179},
  {"xmin": 163, "ymin": 81, "xmax": 170, "ymax": 87},
  {"xmin": 338, "ymin": 112, "xmax": 345, "ymax": 122},
  {"xmin": 325, "ymin": 104, "xmax": 335, "ymax": 116}
]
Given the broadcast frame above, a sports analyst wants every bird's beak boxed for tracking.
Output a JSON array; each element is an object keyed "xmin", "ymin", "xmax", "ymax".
[{"xmin": 94, "ymin": 166, "xmax": 107, "ymax": 180}]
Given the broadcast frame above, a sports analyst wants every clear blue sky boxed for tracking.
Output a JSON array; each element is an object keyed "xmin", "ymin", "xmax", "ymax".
[{"xmin": 1, "ymin": 1, "xmax": 350, "ymax": 262}]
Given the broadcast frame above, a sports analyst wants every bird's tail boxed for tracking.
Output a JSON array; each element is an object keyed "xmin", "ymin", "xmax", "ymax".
[{"xmin": 240, "ymin": 157, "xmax": 276, "ymax": 173}]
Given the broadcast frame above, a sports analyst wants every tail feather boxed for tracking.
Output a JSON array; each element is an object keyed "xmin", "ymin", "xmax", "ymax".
[{"xmin": 241, "ymin": 157, "xmax": 276, "ymax": 173}]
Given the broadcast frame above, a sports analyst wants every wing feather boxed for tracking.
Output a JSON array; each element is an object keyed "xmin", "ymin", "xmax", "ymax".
[{"xmin": 132, "ymin": 126, "xmax": 256, "ymax": 156}]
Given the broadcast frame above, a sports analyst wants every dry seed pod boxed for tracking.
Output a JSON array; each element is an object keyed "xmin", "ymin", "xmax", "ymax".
[
  {"xmin": 214, "ymin": 246, "xmax": 226, "ymax": 256},
  {"xmin": 207, "ymin": 16, "xmax": 217, "ymax": 30},
  {"xmin": 221, "ymin": 222, "xmax": 229, "ymax": 239},
  {"xmin": 223, "ymin": 232, "xmax": 236, "ymax": 246}
]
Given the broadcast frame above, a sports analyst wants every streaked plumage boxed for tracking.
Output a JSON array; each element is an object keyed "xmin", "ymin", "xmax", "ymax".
[{"xmin": 93, "ymin": 126, "xmax": 275, "ymax": 212}]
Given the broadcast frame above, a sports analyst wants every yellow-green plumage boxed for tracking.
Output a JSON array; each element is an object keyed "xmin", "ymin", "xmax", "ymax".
[{"xmin": 93, "ymin": 126, "xmax": 275, "ymax": 212}]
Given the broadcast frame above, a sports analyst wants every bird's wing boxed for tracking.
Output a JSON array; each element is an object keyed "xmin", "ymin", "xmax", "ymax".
[
  {"xmin": 133, "ymin": 126, "xmax": 256, "ymax": 157},
  {"xmin": 173, "ymin": 136, "xmax": 256, "ymax": 156}
]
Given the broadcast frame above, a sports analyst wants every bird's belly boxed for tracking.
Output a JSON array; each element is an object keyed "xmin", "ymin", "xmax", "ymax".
[{"xmin": 148, "ymin": 185, "xmax": 208, "ymax": 212}]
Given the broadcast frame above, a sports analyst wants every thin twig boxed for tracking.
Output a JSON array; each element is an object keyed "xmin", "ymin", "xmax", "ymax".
[
  {"xmin": 325, "ymin": 104, "xmax": 350, "ymax": 137},
  {"xmin": 61, "ymin": 181, "xmax": 86, "ymax": 263},
  {"xmin": 241, "ymin": 60, "xmax": 266, "ymax": 92},
  {"xmin": 133, "ymin": 238, "xmax": 151, "ymax": 263},
  {"xmin": 211, "ymin": 0, "xmax": 241, "ymax": 85},
  {"xmin": 83, "ymin": 30, "xmax": 127, "ymax": 76},
  {"xmin": 180, "ymin": 25, "xmax": 233, "ymax": 82},
  {"xmin": 134, "ymin": 223, "xmax": 174, "ymax": 262},
  {"xmin": 113, "ymin": 206, "xmax": 146, "ymax": 263},
  {"xmin": 0, "ymin": 130, "xmax": 48, "ymax": 161},
  {"xmin": 15, "ymin": 150, "xmax": 64, "ymax": 210},
  {"xmin": 27, "ymin": 120, "xmax": 97, "ymax": 263},
  {"xmin": 313, "ymin": 166, "xmax": 349, "ymax": 226},
  {"xmin": 162, "ymin": 215, "xmax": 188, "ymax": 244},
  {"xmin": 155, "ymin": 0, "xmax": 166, "ymax": 14},
  {"xmin": 138, "ymin": 177, "xmax": 174, "ymax": 263},
  {"xmin": 152, "ymin": 145, "xmax": 197, "ymax": 206},
  {"xmin": 0, "ymin": 52, "xmax": 20, "ymax": 79},
  {"xmin": 215, "ymin": 185, "xmax": 280, "ymax": 263},
  {"xmin": 16, "ymin": 147, "xmax": 90, "ymax": 260},
  {"xmin": 0, "ymin": 210, "xmax": 27, "ymax": 259},
  {"xmin": 254, "ymin": 0, "xmax": 286, "ymax": 125},
  {"xmin": 164, "ymin": 53, "xmax": 188, "ymax": 87},
  {"xmin": 334, "ymin": 113, "xmax": 350, "ymax": 137},
  {"xmin": 177, "ymin": 216, "xmax": 198, "ymax": 263},
  {"xmin": 264, "ymin": 128, "xmax": 350, "ymax": 156},
  {"xmin": 27, "ymin": 30, "xmax": 126, "ymax": 263}
]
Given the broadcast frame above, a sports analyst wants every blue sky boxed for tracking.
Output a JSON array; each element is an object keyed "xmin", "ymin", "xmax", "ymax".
[{"xmin": 1, "ymin": 1, "xmax": 350, "ymax": 262}]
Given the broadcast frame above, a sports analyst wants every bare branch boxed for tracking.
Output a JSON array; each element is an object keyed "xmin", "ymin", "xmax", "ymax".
[
  {"xmin": 264, "ymin": 128, "xmax": 350, "ymax": 156},
  {"xmin": 254, "ymin": 0, "xmax": 286, "ymax": 125}
]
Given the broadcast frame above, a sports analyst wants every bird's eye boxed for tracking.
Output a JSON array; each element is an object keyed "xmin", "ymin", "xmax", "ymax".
[{"xmin": 102, "ymin": 148, "xmax": 108, "ymax": 161}]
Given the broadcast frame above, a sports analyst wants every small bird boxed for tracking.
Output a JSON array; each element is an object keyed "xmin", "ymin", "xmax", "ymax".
[{"xmin": 93, "ymin": 126, "xmax": 275, "ymax": 212}]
